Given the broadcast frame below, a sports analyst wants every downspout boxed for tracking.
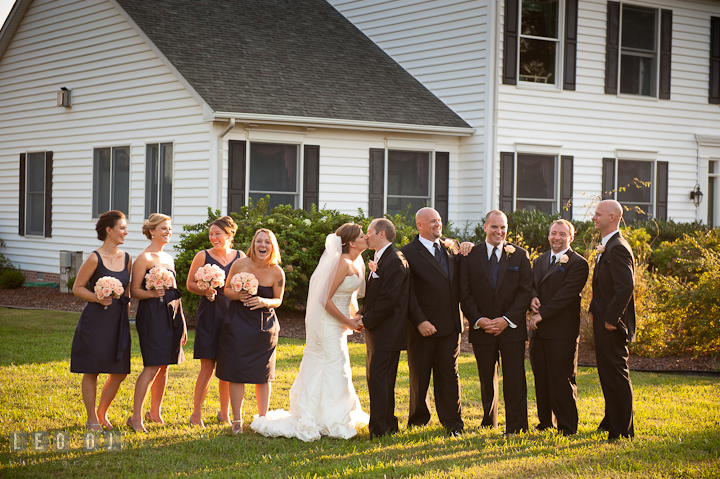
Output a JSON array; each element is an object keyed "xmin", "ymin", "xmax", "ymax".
[
  {"xmin": 215, "ymin": 118, "xmax": 236, "ymax": 212},
  {"xmin": 485, "ymin": 0, "xmax": 501, "ymax": 213}
]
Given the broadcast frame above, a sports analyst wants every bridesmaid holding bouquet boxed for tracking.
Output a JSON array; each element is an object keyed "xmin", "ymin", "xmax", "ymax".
[
  {"xmin": 70, "ymin": 210, "xmax": 132, "ymax": 431},
  {"xmin": 127, "ymin": 213, "xmax": 187, "ymax": 432},
  {"xmin": 186, "ymin": 216, "xmax": 245, "ymax": 427}
]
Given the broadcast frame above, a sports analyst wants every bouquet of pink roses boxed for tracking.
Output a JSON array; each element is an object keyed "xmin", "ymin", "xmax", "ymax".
[
  {"xmin": 145, "ymin": 265, "xmax": 174, "ymax": 302},
  {"xmin": 229, "ymin": 271, "xmax": 259, "ymax": 295},
  {"xmin": 94, "ymin": 276, "xmax": 124, "ymax": 309},
  {"xmin": 194, "ymin": 264, "xmax": 226, "ymax": 291}
]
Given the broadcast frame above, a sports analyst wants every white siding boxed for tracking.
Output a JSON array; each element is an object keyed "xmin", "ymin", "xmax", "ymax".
[
  {"xmin": 328, "ymin": 0, "xmax": 489, "ymax": 224},
  {"xmin": 495, "ymin": 0, "xmax": 720, "ymax": 222},
  {"xmin": 0, "ymin": 0, "xmax": 211, "ymax": 274}
]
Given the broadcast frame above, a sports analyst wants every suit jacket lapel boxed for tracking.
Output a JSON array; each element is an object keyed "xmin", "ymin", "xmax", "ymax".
[
  {"xmin": 495, "ymin": 243, "xmax": 509, "ymax": 289},
  {"xmin": 479, "ymin": 243, "xmax": 494, "ymax": 288},
  {"xmin": 541, "ymin": 248, "xmax": 570, "ymax": 284},
  {"xmin": 414, "ymin": 237, "xmax": 448, "ymax": 279}
]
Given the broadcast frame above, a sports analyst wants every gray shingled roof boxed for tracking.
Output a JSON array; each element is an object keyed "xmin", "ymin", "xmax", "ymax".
[{"xmin": 114, "ymin": 0, "xmax": 470, "ymax": 129}]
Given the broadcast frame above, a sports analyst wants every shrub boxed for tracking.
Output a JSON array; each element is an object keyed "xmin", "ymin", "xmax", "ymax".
[
  {"xmin": 0, "ymin": 268, "xmax": 25, "ymax": 289},
  {"xmin": 66, "ymin": 275, "xmax": 76, "ymax": 290},
  {"xmin": 650, "ymin": 229, "xmax": 720, "ymax": 280}
]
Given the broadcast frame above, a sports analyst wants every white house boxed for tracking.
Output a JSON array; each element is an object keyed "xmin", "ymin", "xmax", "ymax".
[
  {"xmin": 0, "ymin": 0, "xmax": 473, "ymax": 281},
  {"xmin": 331, "ymin": 0, "xmax": 720, "ymax": 225}
]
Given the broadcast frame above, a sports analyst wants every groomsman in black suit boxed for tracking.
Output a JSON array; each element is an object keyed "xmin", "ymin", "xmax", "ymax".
[
  {"xmin": 529, "ymin": 219, "xmax": 589, "ymax": 436},
  {"xmin": 402, "ymin": 207, "xmax": 464, "ymax": 436},
  {"xmin": 589, "ymin": 200, "xmax": 636, "ymax": 441},
  {"xmin": 460, "ymin": 210, "xmax": 532, "ymax": 434},
  {"xmin": 359, "ymin": 218, "xmax": 411, "ymax": 438}
]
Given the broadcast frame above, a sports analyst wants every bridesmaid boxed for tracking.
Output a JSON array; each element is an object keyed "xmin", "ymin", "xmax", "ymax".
[
  {"xmin": 70, "ymin": 210, "xmax": 132, "ymax": 431},
  {"xmin": 215, "ymin": 228, "xmax": 285, "ymax": 434},
  {"xmin": 127, "ymin": 213, "xmax": 187, "ymax": 432},
  {"xmin": 186, "ymin": 216, "xmax": 245, "ymax": 427}
]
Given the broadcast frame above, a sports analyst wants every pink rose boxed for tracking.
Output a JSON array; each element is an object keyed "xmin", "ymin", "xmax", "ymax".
[
  {"xmin": 504, "ymin": 244, "xmax": 516, "ymax": 255},
  {"xmin": 596, "ymin": 245, "xmax": 606, "ymax": 254},
  {"xmin": 368, "ymin": 260, "xmax": 377, "ymax": 272},
  {"xmin": 559, "ymin": 254, "xmax": 569, "ymax": 264}
]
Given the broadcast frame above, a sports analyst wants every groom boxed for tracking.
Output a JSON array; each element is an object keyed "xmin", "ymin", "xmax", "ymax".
[{"xmin": 359, "ymin": 217, "xmax": 411, "ymax": 438}]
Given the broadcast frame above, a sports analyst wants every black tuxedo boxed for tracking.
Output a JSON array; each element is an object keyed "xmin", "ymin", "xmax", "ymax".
[
  {"xmin": 589, "ymin": 232, "xmax": 636, "ymax": 440},
  {"xmin": 360, "ymin": 244, "xmax": 410, "ymax": 437},
  {"xmin": 402, "ymin": 236, "xmax": 463, "ymax": 433},
  {"xmin": 459, "ymin": 241, "xmax": 532, "ymax": 433},
  {"xmin": 530, "ymin": 249, "xmax": 589, "ymax": 435}
]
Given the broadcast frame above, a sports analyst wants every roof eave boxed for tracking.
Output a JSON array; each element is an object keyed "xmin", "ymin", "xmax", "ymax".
[{"xmin": 209, "ymin": 112, "xmax": 475, "ymax": 137}]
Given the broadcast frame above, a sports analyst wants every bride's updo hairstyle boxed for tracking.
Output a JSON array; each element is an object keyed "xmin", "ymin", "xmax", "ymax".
[
  {"xmin": 336, "ymin": 223, "xmax": 362, "ymax": 254},
  {"xmin": 142, "ymin": 213, "xmax": 172, "ymax": 240}
]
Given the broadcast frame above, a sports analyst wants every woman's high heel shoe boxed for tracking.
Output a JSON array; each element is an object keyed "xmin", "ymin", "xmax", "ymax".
[{"xmin": 231, "ymin": 420, "xmax": 243, "ymax": 435}]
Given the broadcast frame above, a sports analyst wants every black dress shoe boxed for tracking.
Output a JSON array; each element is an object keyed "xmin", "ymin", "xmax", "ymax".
[
  {"xmin": 447, "ymin": 429, "xmax": 463, "ymax": 438},
  {"xmin": 535, "ymin": 424, "xmax": 552, "ymax": 431}
]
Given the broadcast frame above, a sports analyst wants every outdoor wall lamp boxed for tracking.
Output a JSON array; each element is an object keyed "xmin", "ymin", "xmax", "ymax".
[
  {"xmin": 690, "ymin": 184, "xmax": 703, "ymax": 207},
  {"xmin": 57, "ymin": 87, "xmax": 71, "ymax": 108}
]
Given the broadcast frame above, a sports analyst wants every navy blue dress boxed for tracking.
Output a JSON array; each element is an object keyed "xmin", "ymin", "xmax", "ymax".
[
  {"xmin": 70, "ymin": 251, "xmax": 131, "ymax": 374},
  {"xmin": 135, "ymin": 265, "xmax": 186, "ymax": 367},
  {"xmin": 215, "ymin": 286, "xmax": 279, "ymax": 384},
  {"xmin": 193, "ymin": 250, "xmax": 241, "ymax": 360}
]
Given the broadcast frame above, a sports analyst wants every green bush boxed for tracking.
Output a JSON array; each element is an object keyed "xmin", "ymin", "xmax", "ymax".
[
  {"xmin": 650, "ymin": 229, "xmax": 720, "ymax": 280},
  {"xmin": 0, "ymin": 268, "xmax": 25, "ymax": 289},
  {"xmin": 66, "ymin": 275, "xmax": 76, "ymax": 291}
]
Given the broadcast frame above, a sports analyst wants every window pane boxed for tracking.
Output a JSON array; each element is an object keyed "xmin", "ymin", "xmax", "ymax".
[
  {"xmin": 617, "ymin": 160, "xmax": 652, "ymax": 204},
  {"xmin": 620, "ymin": 54, "xmax": 654, "ymax": 96},
  {"xmin": 708, "ymin": 176, "xmax": 716, "ymax": 228},
  {"xmin": 516, "ymin": 200, "xmax": 556, "ymax": 214},
  {"xmin": 517, "ymin": 154, "xmax": 555, "ymax": 202},
  {"xmin": 145, "ymin": 144, "xmax": 159, "ymax": 218},
  {"xmin": 26, "ymin": 192, "xmax": 45, "ymax": 235},
  {"xmin": 26, "ymin": 152, "xmax": 45, "ymax": 193},
  {"xmin": 112, "ymin": 147, "xmax": 130, "ymax": 215},
  {"xmin": 387, "ymin": 151, "xmax": 429, "ymax": 197},
  {"xmin": 622, "ymin": 6, "xmax": 655, "ymax": 51},
  {"xmin": 250, "ymin": 143, "xmax": 297, "ymax": 193},
  {"xmin": 521, "ymin": 0, "xmax": 558, "ymax": 38},
  {"xmin": 159, "ymin": 143, "xmax": 173, "ymax": 216},
  {"xmin": 25, "ymin": 152, "xmax": 46, "ymax": 235},
  {"xmin": 249, "ymin": 192, "xmax": 296, "ymax": 211},
  {"xmin": 623, "ymin": 205, "xmax": 651, "ymax": 222},
  {"xmin": 386, "ymin": 196, "xmax": 429, "ymax": 218},
  {"xmin": 93, "ymin": 148, "xmax": 111, "ymax": 217},
  {"xmin": 519, "ymin": 38, "xmax": 557, "ymax": 84}
]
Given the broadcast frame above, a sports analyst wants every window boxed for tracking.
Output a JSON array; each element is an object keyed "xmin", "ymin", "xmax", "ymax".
[
  {"xmin": 19, "ymin": 151, "xmax": 53, "ymax": 236},
  {"xmin": 601, "ymin": 157, "xmax": 668, "ymax": 221},
  {"xmin": 386, "ymin": 150, "xmax": 431, "ymax": 216},
  {"xmin": 503, "ymin": 0, "xmax": 578, "ymax": 89},
  {"xmin": 145, "ymin": 143, "xmax": 173, "ymax": 217},
  {"xmin": 709, "ymin": 161, "xmax": 718, "ymax": 227},
  {"xmin": 620, "ymin": 5, "xmax": 657, "ymax": 96},
  {"xmin": 605, "ymin": 2, "xmax": 672, "ymax": 99},
  {"xmin": 519, "ymin": 0, "xmax": 560, "ymax": 84},
  {"xmin": 248, "ymin": 143, "xmax": 299, "ymax": 210},
  {"xmin": 499, "ymin": 151, "xmax": 574, "ymax": 218},
  {"xmin": 93, "ymin": 147, "xmax": 130, "ymax": 217},
  {"xmin": 710, "ymin": 17, "xmax": 720, "ymax": 104}
]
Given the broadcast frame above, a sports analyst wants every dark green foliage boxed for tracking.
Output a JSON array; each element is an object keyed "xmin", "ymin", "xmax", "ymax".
[
  {"xmin": 0, "ymin": 268, "xmax": 25, "ymax": 289},
  {"xmin": 649, "ymin": 229, "xmax": 720, "ymax": 280}
]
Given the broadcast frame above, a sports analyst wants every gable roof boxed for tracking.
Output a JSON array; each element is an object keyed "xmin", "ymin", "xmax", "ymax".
[{"xmin": 109, "ymin": 0, "xmax": 471, "ymax": 130}]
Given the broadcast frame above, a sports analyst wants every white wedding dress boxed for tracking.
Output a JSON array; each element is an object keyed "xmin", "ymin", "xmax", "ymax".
[{"xmin": 251, "ymin": 274, "xmax": 369, "ymax": 441}]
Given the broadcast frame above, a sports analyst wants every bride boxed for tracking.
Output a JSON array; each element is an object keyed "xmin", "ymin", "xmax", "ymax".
[{"xmin": 251, "ymin": 223, "xmax": 369, "ymax": 441}]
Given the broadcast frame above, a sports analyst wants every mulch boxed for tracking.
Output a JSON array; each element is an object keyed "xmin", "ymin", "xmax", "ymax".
[{"xmin": 1, "ymin": 286, "xmax": 717, "ymax": 373}]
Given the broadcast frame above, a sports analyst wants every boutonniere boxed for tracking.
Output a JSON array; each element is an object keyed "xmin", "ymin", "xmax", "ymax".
[
  {"xmin": 596, "ymin": 245, "xmax": 605, "ymax": 254},
  {"xmin": 441, "ymin": 238, "xmax": 459, "ymax": 254},
  {"xmin": 368, "ymin": 260, "xmax": 378, "ymax": 273},
  {"xmin": 504, "ymin": 244, "xmax": 515, "ymax": 256},
  {"xmin": 559, "ymin": 254, "xmax": 569, "ymax": 264}
]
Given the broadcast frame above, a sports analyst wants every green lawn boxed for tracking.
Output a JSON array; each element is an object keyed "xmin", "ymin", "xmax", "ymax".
[{"xmin": 0, "ymin": 307, "xmax": 718, "ymax": 478}]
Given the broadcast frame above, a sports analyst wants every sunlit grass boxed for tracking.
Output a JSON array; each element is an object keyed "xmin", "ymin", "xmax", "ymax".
[{"xmin": 1, "ymin": 307, "xmax": 719, "ymax": 478}]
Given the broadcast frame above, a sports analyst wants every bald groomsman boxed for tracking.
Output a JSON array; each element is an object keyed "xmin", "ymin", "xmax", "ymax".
[
  {"xmin": 590, "ymin": 200, "xmax": 636, "ymax": 441},
  {"xmin": 529, "ymin": 219, "xmax": 589, "ymax": 436}
]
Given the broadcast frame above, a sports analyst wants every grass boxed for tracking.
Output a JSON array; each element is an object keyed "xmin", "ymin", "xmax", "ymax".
[{"xmin": 0, "ymin": 306, "xmax": 719, "ymax": 478}]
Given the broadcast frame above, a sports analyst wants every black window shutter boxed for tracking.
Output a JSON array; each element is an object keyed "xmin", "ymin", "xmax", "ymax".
[
  {"xmin": 605, "ymin": 1, "xmax": 620, "ymax": 95},
  {"xmin": 710, "ymin": 17, "xmax": 720, "ymax": 104},
  {"xmin": 227, "ymin": 140, "xmax": 246, "ymax": 215},
  {"xmin": 18, "ymin": 153, "xmax": 25, "ymax": 236},
  {"xmin": 560, "ymin": 155, "xmax": 574, "ymax": 219},
  {"xmin": 503, "ymin": 0, "xmax": 519, "ymax": 85},
  {"xmin": 303, "ymin": 145, "xmax": 320, "ymax": 212},
  {"xmin": 659, "ymin": 9, "xmax": 672, "ymax": 100},
  {"xmin": 499, "ymin": 152, "xmax": 515, "ymax": 212},
  {"xmin": 563, "ymin": 0, "xmax": 579, "ymax": 90},
  {"xmin": 434, "ymin": 152, "xmax": 450, "ymax": 222},
  {"xmin": 602, "ymin": 157, "xmax": 616, "ymax": 200},
  {"xmin": 656, "ymin": 161, "xmax": 669, "ymax": 220},
  {"xmin": 368, "ymin": 148, "xmax": 385, "ymax": 218},
  {"xmin": 44, "ymin": 151, "xmax": 53, "ymax": 238}
]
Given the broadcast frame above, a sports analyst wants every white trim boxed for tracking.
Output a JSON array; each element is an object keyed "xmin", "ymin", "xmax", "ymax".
[
  {"xmin": 615, "ymin": 149, "xmax": 658, "ymax": 160},
  {"xmin": 247, "ymin": 129, "xmax": 306, "ymax": 143},
  {"xmin": 212, "ymin": 112, "xmax": 475, "ymax": 136},
  {"xmin": 514, "ymin": 142, "xmax": 563, "ymax": 155},
  {"xmin": 696, "ymin": 135, "xmax": 720, "ymax": 148},
  {"xmin": 517, "ymin": 0, "xmax": 565, "ymax": 91},
  {"xmin": 385, "ymin": 138, "xmax": 437, "ymax": 150}
]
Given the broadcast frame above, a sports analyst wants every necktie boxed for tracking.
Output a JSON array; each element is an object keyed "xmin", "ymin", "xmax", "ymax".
[
  {"xmin": 433, "ymin": 242, "xmax": 449, "ymax": 276},
  {"xmin": 490, "ymin": 246, "xmax": 498, "ymax": 287},
  {"xmin": 550, "ymin": 255, "xmax": 556, "ymax": 266}
]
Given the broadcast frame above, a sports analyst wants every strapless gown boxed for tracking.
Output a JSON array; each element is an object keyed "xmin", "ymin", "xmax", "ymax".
[{"xmin": 251, "ymin": 275, "xmax": 369, "ymax": 441}]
